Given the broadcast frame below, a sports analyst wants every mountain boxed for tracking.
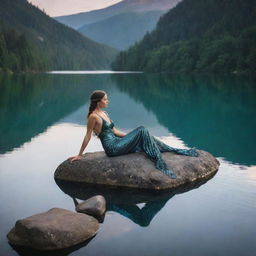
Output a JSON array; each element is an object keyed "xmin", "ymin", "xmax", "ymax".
[
  {"xmin": 78, "ymin": 11, "xmax": 164, "ymax": 50},
  {"xmin": 55, "ymin": 0, "xmax": 182, "ymax": 29},
  {"xmin": 0, "ymin": 0, "xmax": 117, "ymax": 72},
  {"xmin": 112, "ymin": 0, "xmax": 256, "ymax": 74}
]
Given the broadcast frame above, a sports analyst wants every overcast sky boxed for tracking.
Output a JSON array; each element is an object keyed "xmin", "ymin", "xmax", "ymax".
[{"xmin": 29, "ymin": 0, "xmax": 122, "ymax": 17}]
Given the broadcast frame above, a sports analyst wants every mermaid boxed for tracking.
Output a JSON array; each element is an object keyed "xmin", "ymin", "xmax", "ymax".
[{"xmin": 69, "ymin": 90, "xmax": 198, "ymax": 179}]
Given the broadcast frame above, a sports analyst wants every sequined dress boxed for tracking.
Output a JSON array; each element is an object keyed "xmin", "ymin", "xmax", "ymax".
[{"xmin": 95, "ymin": 113, "xmax": 198, "ymax": 179}]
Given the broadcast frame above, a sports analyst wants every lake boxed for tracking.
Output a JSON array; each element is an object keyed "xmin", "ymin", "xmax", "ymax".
[{"xmin": 0, "ymin": 71, "xmax": 255, "ymax": 256}]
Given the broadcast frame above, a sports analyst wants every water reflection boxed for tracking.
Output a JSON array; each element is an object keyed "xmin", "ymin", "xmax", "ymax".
[
  {"xmin": 1, "ymin": 72, "xmax": 255, "ymax": 256},
  {"xmin": 0, "ymin": 74, "xmax": 115, "ymax": 153},
  {"xmin": 55, "ymin": 173, "xmax": 216, "ymax": 227},
  {"xmin": 1, "ymin": 73, "xmax": 255, "ymax": 166},
  {"xmin": 112, "ymin": 73, "xmax": 256, "ymax": 165},
  {"xmin": 9, "ymin": 237, "xmax": 94, "ymax": 256}
]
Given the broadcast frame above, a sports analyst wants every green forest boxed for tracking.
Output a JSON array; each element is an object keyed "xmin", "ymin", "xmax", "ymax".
[
  {"xmin": 0, "ymin": 26, "xmax": 47, "ymax": 72},
  {"xmin": 0, "ymin": 0, "xmax": 117, "ymax": 73},
  {"xmin": 112, "ymin": 0, "xmax": 256, "ymax": 74}
]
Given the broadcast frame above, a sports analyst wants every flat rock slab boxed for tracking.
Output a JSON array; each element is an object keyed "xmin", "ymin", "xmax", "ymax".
[
  {"xmin": 7, "ymin": 208, "xmax": 99, "ymax": 250},
  {"xmin": 55, "ymin": 150, "xmax": 219, "ymax": 190}
]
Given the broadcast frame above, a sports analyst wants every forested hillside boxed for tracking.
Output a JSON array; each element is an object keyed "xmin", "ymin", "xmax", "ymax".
[
  {"xmin": 112, "ymin": 0, "xmax": 256, "ymax": 73},
  {"xmin": 0, "ymin": 25, "xmax": 46, "ymax": 72},
  {"xmin": 0, "ymin": 0, "xmax": 117, "ymax": 73}
]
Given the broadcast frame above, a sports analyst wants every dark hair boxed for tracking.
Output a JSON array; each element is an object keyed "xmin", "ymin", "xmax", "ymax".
[{"xmin": 87, "ymin": 90, "xmax": 106, "ymax": 118}]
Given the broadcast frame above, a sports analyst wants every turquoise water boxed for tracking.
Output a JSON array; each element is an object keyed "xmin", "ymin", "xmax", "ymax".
[{"xmin": 0, "ymin": 72, "xmax": 255, "ymax": 256}]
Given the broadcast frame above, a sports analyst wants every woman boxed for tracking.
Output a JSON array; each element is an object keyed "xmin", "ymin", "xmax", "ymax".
[{"xmin": 69, "ymin": 90, "xmax": 199, "ymax": 179}]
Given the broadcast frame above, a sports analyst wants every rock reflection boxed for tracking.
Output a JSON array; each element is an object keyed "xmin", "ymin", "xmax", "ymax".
[
  {"xmin": 9, "ymin": 236, "xmax": 94, "ymax": 256},
  {"xmin": 55, "ymin": 173, "xmax": 216, "ymax": 227}
]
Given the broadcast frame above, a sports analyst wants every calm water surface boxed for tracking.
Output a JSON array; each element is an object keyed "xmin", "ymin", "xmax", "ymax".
[{"xmin": 0, "ymin": 72, "xmax": 256, "ymax": 256}]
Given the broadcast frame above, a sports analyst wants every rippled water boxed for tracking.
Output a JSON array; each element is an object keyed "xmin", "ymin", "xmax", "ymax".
[{"xmin": 0, "ymin": 72, "xmax": 255, "ymax": 256}]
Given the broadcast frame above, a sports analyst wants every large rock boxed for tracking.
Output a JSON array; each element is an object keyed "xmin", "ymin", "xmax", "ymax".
[
  {"xmin": 55, "ymin": 150, "xmax": 219, "ymax": 190},
  {"xmin": 7, "ymin": 208, "xmax": 99, "ymax": 250}
]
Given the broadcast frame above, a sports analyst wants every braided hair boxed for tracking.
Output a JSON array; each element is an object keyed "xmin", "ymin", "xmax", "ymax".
[{"xmin": 87, "ymin": 90, "xmax": 106, "ymax": 119}]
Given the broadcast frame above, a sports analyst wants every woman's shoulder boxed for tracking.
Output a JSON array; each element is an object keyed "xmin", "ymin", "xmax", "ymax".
[{"xmin": 88, "ymin": 113, "xmax": 100, "ymax": 122}]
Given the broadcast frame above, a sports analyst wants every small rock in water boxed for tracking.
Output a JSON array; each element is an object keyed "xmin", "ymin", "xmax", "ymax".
[
  {"xmin": 76, "ymin": 195, "xmax": 106, "ymax": 218},
  {"xmin": 7, "ymin": 208, "xmax": 99, "ymax": 250}
]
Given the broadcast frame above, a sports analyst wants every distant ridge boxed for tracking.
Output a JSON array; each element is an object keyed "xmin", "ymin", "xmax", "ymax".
[
  {"xmin": 78, "ymin": 11, "xmax": 164, "ymax": 50},
  {"xmin": 55, "ymin": 0, "xmax": 182, "ymax": 29}
]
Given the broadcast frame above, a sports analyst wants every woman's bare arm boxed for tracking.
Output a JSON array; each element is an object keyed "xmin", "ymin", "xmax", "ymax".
[
  {"xmin": 112, "ymin": 127, "xmax": 127, "ymax": 137},
  {"xmin": 77, "ymin": 117, "xmax": 95, "ymax": 155},
  {"xmin": 69, "ymin": 116, "xmax": 97, "ymax": 162}
]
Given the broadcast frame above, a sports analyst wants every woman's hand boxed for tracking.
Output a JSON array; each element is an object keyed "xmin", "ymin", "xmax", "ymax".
[{"xmin": 68, "ymin": 155, "xmax": 82, "ymax": 163}]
